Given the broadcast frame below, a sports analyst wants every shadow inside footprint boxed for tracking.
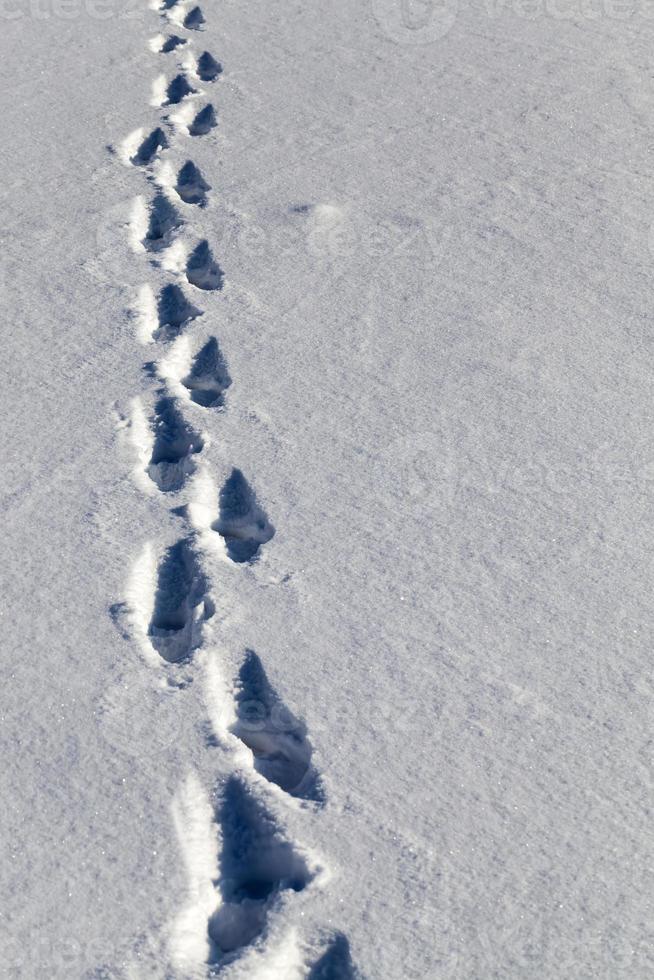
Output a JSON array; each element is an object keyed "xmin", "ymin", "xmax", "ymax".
[
  {"xmin": 197, "ymin": 51, "xmax": 222, "ymax": 81},
  {"xmin": 156, "ymin": 284, "xmax": 202, "ymax": 340},
  {"xmin": 148, "ymin": 396, "xmax": 203, "ymax": 492},
  {"xmin": 182, "ymin": 337, "xmax": 231, "ymax": 407},
  {"xmin": 232, "ymin": 650, "xmax": 323, "ymax": 801},
  {"xmin": 189, "ymin": 104, "xmax": 217, "ymax": 137},
  {"xmin": 131, "ymin": 127, "xmax": 168, "ymax": 166},
  {"xmin": 212, "ymin": 469, "xmax": 274, "ymax": 562},
  {"xmin": 144, "ymin": 192, "xmax": 183, "ymax": 251},
  {"xmin": 148, "ymin": 539, "xmax": 211, "ymax": 663},
  {"xmin": 186, "ymin": 240, "xmax": 224, "ymax": 291},
  {"xmin": 161, "ymin": 34, "xmax": 186, "ymax": 53},
  {"xmin": 175, "ymin": 160, "xmax": 210, "ymax": 206},
  {"xmin": 165, "ymin": 73, "xmax": 196, "ymax": 105},
  {"xmin": 208, "ymin": 777, "xmax": 313, "ymax": 958},
  {"xmin": 184, "ymin": 5, "xmax": 205, "ymax": 29},
  {"xmin": 308, "ymin": 934, "xmax": 361, "ymax": 980}
]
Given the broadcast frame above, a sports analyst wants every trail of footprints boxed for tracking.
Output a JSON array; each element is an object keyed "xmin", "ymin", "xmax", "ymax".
[{"xmin": 114, "ymin": 2, "xmax": 356, "ymax": 975}]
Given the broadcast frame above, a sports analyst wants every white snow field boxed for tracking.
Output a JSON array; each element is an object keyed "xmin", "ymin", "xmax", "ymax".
[{"xmin": 1, "ymin": 0, "xmax": 654, "ymax": 976}]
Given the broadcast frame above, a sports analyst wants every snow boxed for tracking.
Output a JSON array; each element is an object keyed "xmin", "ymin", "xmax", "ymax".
[{"xmin": 1, "ymin": 0, "xmax": 654, "ymax": 976}]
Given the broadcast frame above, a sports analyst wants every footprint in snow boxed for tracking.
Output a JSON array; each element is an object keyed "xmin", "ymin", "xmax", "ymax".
[
  {"xmin": 189, "ymin": 104, "xmax": 217, "ymax": 137},
  {"xmin": 155, "ymin": 284, "xmax": 202, "ymax": 341},
  {"xmin": 160, "ymin": 34, "xmax": 186, "ymax": 53},
  {"xmin": 212, "ymin": 468, "xmax": 275, "ymax": 563},
  {"xmin": 208, "ymin": 776, "xmax": 316, "ymax": 960},
  {"xmin": 147, "ymin": 395, "xmax": 204, "ymax": 492},
  {"xmin": 164, "ymin": 73, "xmax": 196, "ymax": 106},
  {"xmin": 131, "ymin": 127, "xmax": 168, "ymax": 166},
  {"xmin": 143, "ymin": 191, "xmax": 183, "ymax": 252},
  {"xmin": 175, "ymin": 160, "xmax": 210, "ymax": 207},
  {"xmin": 186, "ymin": 240, "xmax": 224, "ymax": 291},
  {"xmin": 182, "ymin": 337, "xmax": 231, "ymax": 408},
  {"xmin": 197, "ymin": 51, "xmax": 222, "ymax": 82},
  {"xmin": 184, "ymin": 5, "xmax": 205, "ymax": 29},
  {"xmin": 308, "ymin": 934, "xmax": 362, "ymax": 979},
  {"xmin": 148, "ymin": 538, "xmax": 212, "ymax": 664},
  {"xmin": 230, "ymin": 649, "xmax": 324, "ymax": 802}
]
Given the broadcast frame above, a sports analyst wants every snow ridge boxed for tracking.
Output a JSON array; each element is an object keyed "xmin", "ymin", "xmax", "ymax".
[{"xmin": 111, "ymin": 2, "xmax": 358, "ymax": 976}]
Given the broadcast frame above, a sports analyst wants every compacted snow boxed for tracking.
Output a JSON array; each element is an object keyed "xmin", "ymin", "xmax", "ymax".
[{"xmin": 1, "ymin": 0, "xmax": 654, "ymax": 977}]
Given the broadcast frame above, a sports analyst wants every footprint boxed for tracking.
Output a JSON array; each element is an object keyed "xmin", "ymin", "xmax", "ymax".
[
  {"xmin": 165, "ymin": 73, "xmax": 197, "ymax": 105},
  {"xmin": 197, "ymin": 51, "xmax": 222, "ymax": 82},
  {"xmin": 184, "ymin": 5, "xmax": 205, "ymax": 29},
  {"xmin": 186, "ymin": 240, "xmax": 224, "ymax": 291},
  {"xmin": 208, "ymin": 777, "xmax": 315, "ymax": 959},
  {"xmin": 143, "ymin": 192, "xmax": 183, "ymax": 252},
  {"xmin": 308, "ymin": 934, "xmax": 361, "ymax": 979},
  {"xmin": 231, "ymin": 650, "xmax": 322, "ymax": 801},
  {"xmin": 156, "ymin": 284, "xmax": 202, "ymax": 340},
  {"xmin": 148, "ymin": 395, "xmax": 204, "ymax": 492},
  {"xmin": 148, "ymin": 539, "xmax": 212, "ymax": 663},
  {"xmin": 189, "ymin": 104, "xmax": 217, "ymax": 137},
  {"xmin": 131, "ymin": 127, "xmax": 168, "ymax": 166},
  {"xmin": 161, "ymin": 34, "xmax": 186, "ymax": 52},
  {"xmin": 212, "ymin": 469, "xmax": 275, "ymax": 563},
  {"xmin": 182, "ymin": 337, "xmax": 231, "ymax": 407},
  {"xmin": 175, "ymin": 160, "xmax": 210, "ymax": 206}
]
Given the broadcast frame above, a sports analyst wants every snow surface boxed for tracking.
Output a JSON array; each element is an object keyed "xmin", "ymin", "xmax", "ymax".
[{"xmin": 1, "ymin": 0, "xmax": 654, "ymax": 977}]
